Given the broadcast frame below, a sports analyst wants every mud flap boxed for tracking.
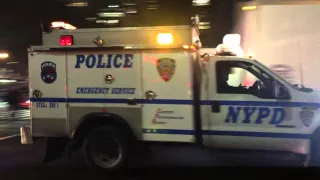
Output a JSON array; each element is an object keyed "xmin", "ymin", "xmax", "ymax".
[{"xmin": 42, "ymin": 137, "xmax": 69, "ymax": 164}]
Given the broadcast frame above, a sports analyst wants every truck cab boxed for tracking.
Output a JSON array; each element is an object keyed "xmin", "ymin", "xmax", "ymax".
[{"xmin": 200, "ymin": 45, "xmax": 320, "ymax": 163}]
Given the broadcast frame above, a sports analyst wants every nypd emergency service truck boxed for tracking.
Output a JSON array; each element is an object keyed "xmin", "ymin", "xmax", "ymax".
[{"xmin": 22, "ymin": 18, "xmax": 320, "ymax": 170}]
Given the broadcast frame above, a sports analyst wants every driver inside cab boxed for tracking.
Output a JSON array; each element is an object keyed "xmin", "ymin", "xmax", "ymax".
[
  {"xmin": 216, "ymin": 62, "xmax": 275, "ymax": 98},
  {"xmin": 217, "ymin": 65, "xmax": 248, "ymax": 94}
]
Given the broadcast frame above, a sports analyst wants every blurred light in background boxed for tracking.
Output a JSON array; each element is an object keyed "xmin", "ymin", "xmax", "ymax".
[
  {"xmin": 146, "ymin": 0, "xmax": 158, "ymax": 10},
  {"xmin": 96, "ymin": 20, "xmax": 119, "ymax": 24},
  {"xmin": 193, "ymin": 0, "xmax": 210, "ymax": 6},
  {"xmin": 126, "ymin": 9, "xmax": 137, "ymax": 14},
  {"xmin": 242, "ymin": 6, "xmax": 256, "ymax": 10},
  {"xmin": 108, "ymin": 5, "xmax": 119, "ymax": 8},
  {"xmin": 97, "ymin": 12, "xmax": 125, "ymax": 17},
  {"xmin": 85, "ymin": 17, "xmax": 96, "ymax": 21},
  {"xmin": 199, "ymin": 21, "xmax": 211, "ymax": 29},
  {"xmin": 122, "ymin": 2, "xmax": 137, "ymax": 6},
  {"xmin": 0, "ymin": 53, "xmax": 9, "ymax": 59},
  {"xmin": 0, "ymin": 79, "xmax": 16, "ymax": 83},
  {"xmin": 65, "ymin": 2, "xmax": 88, "ymax": 7},
  {"xmin": 147, "ymin": 5, "xmax": 158, "ymax": 10}
]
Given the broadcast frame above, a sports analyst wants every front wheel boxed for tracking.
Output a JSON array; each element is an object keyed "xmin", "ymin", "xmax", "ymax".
[
  {"xmin": 82, "ymin": 126, "xmax": 129, "ymax": 171},
  {"xmin": 311, "ymin": 129, "xmax": 320, "ymax": 166}
]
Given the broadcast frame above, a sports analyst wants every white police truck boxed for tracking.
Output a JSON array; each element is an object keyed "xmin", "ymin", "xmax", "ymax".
[{"xmin": 22, "ymin": 18, "xmax": 320, "ymax": 170}]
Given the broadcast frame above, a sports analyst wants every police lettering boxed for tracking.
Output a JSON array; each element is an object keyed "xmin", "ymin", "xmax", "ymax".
[
  {"xmin": 224, "ymin": 106, "xmax": 286, "ymax": 125},
  {"xmin": 41, "ymin": 62, "xmax": 56, "ymax": 69},
  {"xmin": 75, "ymin": 54, "xmax": 133, "ymax": 68}
]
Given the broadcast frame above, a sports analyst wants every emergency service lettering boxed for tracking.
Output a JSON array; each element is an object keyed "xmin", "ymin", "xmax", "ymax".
[
  {"xmin": 224, "ymin": 106, "xmax": 286, "ymax": 125},
  {"xmin": 76, "ymin": 87, "xmax": 135, "ymax": 94},
  {"xmin": 75, "ymin": 54, "xmax": 133, "ymax": 68}
]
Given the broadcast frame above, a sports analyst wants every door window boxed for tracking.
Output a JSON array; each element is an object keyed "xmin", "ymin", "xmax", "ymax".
[{"xmin": 215, "ymin": 61, "xmax": 280, "ymax": 99}]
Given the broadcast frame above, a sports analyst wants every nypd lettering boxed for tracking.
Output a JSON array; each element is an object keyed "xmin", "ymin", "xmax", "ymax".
[
  {"xmin": 75, "ymin": 54, "xmax": 133, "ymax": 69},
  {"xmin": 225, "ymin": 106, "xmax": 286, "ymax": 125},
  {"xmin": 76, "ymin": 87, "xmax": 135, "ymax": 94},
  {"xmin": 41, "ymin": 61, "xmax": 57, "ymax": 84}
]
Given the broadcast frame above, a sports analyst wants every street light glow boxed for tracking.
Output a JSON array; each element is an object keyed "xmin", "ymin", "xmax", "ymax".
[
  {"xmin": 0, "ymin": 53, "xmax": 9, "ymax": 59},
  {"xmin": 242, "ymin": 6, "xmax": 257, "ymax": 10}
]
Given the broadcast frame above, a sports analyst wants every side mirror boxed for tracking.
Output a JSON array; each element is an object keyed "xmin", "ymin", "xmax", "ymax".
[
  {"xmin": 201, "ymin": 53, "xmax": 210, "ymax": 62},
  {"xmin": 273, "ymin": 80, "xmax": 291, "ymax": 99}
]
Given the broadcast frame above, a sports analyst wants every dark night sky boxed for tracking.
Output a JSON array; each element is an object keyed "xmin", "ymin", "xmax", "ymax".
[
  {"xmin": 0, "ymin": 0, "xmax": 67, "ymax": 74},
  {"xmin": 0, "ymin": 0, "xmax": 236, "ymax": 74}
]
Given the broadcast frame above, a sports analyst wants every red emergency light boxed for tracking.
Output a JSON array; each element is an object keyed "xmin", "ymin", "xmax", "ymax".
[{"xmin": 60, "ymin": 35, "xmax": 73, "ymax": 46}]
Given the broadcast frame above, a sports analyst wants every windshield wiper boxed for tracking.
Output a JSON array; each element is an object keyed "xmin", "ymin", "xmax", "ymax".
[{"xmin": 292, "ymin": 84, "xmax": 305, "ymax": 89}]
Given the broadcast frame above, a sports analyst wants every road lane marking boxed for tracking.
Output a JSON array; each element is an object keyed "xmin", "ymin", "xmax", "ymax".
[{"xmin": 0, "ymin": 134, "xmax": 20, "ymax": 140}]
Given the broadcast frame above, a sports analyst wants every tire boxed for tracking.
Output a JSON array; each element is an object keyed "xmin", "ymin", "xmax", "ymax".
[
  {"xmin": 82, "ymin": 126, "xmax": 129, "ymax": 171},
  {"xmin": 311, "ymin": 129, "xmax": 320, "ymax": 166}
]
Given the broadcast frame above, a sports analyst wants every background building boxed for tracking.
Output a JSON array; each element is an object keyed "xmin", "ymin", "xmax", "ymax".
[{"xmin": 0, "ymin": 0, "xmax": 247, "ymax": 73}]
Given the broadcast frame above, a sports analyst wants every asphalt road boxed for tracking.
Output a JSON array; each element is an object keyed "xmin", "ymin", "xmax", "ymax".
[
  {"xmin": 0, "ymin": 136, "xmax": 305, "ymax": 179},
  {"xmin": 0, "ymin": 111, "xmax": 310, "ymax": 179}
]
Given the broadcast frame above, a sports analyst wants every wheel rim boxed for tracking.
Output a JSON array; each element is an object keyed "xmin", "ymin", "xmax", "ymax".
[{"xmin": 90, "ymin": 136, "xmax": 123, "ymax": 169}]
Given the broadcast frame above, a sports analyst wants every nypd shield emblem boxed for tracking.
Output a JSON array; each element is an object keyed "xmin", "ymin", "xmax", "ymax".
[
  {"xmin": 157, "ymin": 58, "xmax": 176, "ymax": 82},
  {"xmin": 299, "ymin": 110, "xmax": 314, "ymax": 127},
  {"xmin": 41, "ymin": 61, "xmax": 57, "ymax": 84}
]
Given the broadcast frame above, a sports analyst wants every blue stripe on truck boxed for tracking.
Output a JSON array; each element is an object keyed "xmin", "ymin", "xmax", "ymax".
[
  {"xmin": 30, "ymin": 97, "xmax": 312, "ymax": 139},
  {"xmin": 30, "ymin": 97, "xmax": 320, "ymax": 108},
  {"xmin": 142, "ymin": 129, "xmax": 311, "ymax": 139}
]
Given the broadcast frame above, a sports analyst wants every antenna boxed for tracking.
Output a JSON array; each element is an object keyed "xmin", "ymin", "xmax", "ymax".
[
  {"xmin": 40, "ymin": 21, "xmax": 44, "ymax": 32},
  {"xmin": 40, "ymin": 21, "xmax": 52, "ymax": 33},
  {"xmin": 191, "ymin": 14, "xmax": 200, "ymax": 35}
]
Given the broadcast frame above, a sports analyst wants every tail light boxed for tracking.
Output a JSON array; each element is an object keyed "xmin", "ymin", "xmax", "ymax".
[
  {"xmin": 19, "ymin": 100, "xmax": 30, "ymax": 108},
  {"xmin": 60, "ymin": 35, "xmax": 73, "ymax": 46}
]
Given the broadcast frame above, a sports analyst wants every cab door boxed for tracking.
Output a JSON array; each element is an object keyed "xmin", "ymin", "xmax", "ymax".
[
  {"xmin": 209, "ymin": 59, "xmax": 299, "ymax": 152},
  {"xmin": 29, "ymin": 51, "xmax": 68, "ymax": 137},
  {"xmin": 206, "ymin": 59, "xmax": 237, "ymax": 148}
]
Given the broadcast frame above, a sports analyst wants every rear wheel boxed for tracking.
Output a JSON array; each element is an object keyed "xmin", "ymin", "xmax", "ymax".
[{"xmin": 82, "ymin": 126, "xmax": 129, "ymax": 171}]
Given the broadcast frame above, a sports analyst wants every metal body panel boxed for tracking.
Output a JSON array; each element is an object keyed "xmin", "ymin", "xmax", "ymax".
[{"xmin": 32, "ymin": 118, "xmax": 67, "ymax": 137}]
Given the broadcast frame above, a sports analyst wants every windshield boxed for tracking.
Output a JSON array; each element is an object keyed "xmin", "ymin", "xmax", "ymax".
[
  {"xmin": 253, "ymin": 60, "xmax": 292, "ymax": 85},
  {"xmin": 254, "ymin": 60, "xmax": 312, "ymax": 92}
]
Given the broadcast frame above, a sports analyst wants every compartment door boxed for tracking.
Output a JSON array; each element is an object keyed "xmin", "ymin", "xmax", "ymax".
[
  {"xmin": 141, "ymin": 51, "xmax": 194, "ymax": 142},
  {"xmin": 29, "ymin": 51, "xmax": 68, "ymax": 136}
]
